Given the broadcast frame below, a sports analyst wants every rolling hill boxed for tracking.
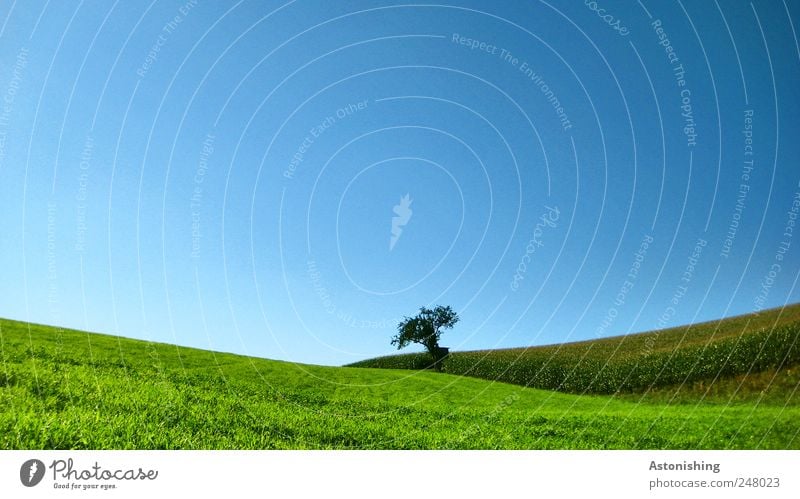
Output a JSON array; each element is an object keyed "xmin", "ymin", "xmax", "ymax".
[
  {"xmin": 349, "ymin": 304, "xmax": 800, "ymax": 399},
  {"xmin": 1, "ymin": 307, "xmax": 798, "ymax": 449}
]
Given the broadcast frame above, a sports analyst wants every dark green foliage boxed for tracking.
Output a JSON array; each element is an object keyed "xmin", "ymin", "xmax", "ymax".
[
  {"xmin": 440, "ymin": 325, "xmax": 800, "ymax": 394},
  {"xmin": 355, "ymin": 352, "xmax": 439, "ymax": 370},
  {"xmin": 391, "ymin": 305, "xmax": 458, "ymax": 370},
  {"xmin": 353, "ymin": 304, "xmax": 800, "ymax": 395},
  {"xmin": 353, "ymin": 352, "xmax": 435, "ymax": 370}
]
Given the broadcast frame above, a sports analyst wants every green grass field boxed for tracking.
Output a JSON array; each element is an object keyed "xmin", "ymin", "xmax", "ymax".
[{"xmin": 1, "ymin": 305, "xmax": 799, "ymax": 449}]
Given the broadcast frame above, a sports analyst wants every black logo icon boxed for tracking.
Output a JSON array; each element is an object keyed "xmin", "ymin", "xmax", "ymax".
[{"xmin": 20, "ymin": 459, "xmax": 45, "ymax": 487}]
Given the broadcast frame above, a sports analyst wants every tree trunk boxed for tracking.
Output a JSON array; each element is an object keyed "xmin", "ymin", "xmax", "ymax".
[{"xmin": 431, "ymin": 347, "xmax": 449, "ymax": 372}]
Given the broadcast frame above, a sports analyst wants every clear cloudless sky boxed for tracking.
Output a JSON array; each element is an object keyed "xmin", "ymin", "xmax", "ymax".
[{"xmin": 0, "ymin": 0, "xmax": 798, "ymax": 365}]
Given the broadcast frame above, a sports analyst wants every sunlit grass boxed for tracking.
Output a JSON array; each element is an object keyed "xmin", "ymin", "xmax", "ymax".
[{"xmin": 1, "ymin": 314, "xmax": 798, "ymax": 449}]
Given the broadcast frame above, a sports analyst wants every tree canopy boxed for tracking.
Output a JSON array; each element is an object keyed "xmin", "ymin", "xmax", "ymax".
[{"xmin": 391, "ymin": 305, "xmax": 459, "ymax": 370}]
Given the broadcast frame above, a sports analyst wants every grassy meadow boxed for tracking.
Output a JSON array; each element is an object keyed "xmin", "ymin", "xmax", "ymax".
[{"xmin": 1, "ymin": 305, "xmax": 799, "ymax": 449}]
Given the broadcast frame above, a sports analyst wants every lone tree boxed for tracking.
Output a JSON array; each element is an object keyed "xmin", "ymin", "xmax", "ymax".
[{"xmin": 391, "ymin": 305, "xmax": 459, "ymax": 371}]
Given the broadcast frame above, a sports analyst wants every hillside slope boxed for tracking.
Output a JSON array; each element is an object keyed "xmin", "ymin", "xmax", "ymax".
[
  {"xmin": 349, "ymin": 304, "xmax": 800, "ymax": 396},
  {"xmin": 1, "ymin": 317, "xmax": 798, "ymax": 449}
]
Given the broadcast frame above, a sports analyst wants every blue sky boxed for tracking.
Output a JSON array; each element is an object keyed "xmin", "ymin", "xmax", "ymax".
[{"xmin": 0, "ymin": 0, "xmax": 798, "ymax": 366}]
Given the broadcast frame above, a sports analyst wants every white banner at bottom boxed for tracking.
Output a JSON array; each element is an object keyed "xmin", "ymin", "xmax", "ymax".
[{"xmin": 1, "ymin": 450, "xmax": 797, "ymax": 498}]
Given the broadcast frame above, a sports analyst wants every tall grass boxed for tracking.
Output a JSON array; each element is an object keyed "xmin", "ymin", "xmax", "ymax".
[{"xmin": 350, "ymin": 305, "xmax": 800, "ymax": 394}]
